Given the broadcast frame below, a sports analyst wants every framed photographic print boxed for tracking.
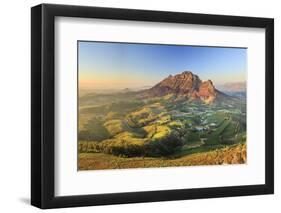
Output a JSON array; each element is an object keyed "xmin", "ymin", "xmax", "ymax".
[{"xmin": 31, "ymin": 3, "xmax": 274, "ymax": 209}]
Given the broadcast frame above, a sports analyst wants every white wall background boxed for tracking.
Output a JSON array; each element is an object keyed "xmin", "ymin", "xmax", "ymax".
[{"xmin": 0, "ymin": 0, "xmax": 279, "ymax": 212}]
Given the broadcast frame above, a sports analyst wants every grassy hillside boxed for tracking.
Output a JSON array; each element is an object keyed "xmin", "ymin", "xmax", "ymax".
[{"xmin": 79, "ymin": 143, "xmax": 246, "ymax": 170}]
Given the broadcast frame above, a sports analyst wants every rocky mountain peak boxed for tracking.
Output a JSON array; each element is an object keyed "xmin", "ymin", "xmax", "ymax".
[{"xmin": 140, "ymin": 71, "xmax": 223, "ymax": 104}]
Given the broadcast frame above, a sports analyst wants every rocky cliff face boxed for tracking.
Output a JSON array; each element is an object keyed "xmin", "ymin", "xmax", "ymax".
[
  {"xmin": 197, "ymin": 80, "xmax": 217, "ymax": 104},
  {"xmin": 141, "ymin": 71, "xmax": 223, "ymax": 104}
]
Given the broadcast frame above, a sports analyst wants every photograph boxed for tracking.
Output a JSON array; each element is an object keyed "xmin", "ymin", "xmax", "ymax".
[{"xmin": 78, "ymin": 41, "xmax": 247, "ymax": 170}]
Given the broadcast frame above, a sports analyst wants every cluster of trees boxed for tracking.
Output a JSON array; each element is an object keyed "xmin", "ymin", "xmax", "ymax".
[
  {"xmin": 79, "ymin": 131, "xmax": 184, "ymax": 157},
  {"xmin": 79, "ymin": 141, "xmax": 145, "ymax": 157},
  {"xmin": 144, "ymin": 132, "xmax": 183, "ymax": 156}
]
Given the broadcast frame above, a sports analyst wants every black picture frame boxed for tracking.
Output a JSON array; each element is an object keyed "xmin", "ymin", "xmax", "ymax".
[{"xmin": 31, "ymin": 3, "xmax": 274, "ymax": 209}]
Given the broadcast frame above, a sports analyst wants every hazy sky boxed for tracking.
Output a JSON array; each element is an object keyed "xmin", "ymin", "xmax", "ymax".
[{"xmin": 78, "ymin": 41, "xmax": 247, "ymax": 90}]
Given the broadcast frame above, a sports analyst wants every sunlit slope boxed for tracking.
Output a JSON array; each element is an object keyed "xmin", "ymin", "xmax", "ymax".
[{"xmin": 79, "ymin": 144, "xmax": 246, "ymax": 170}]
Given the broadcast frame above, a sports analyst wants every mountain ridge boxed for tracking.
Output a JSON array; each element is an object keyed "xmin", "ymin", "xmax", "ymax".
[{"xmin": 140, "ymin": 71, "xmax": 228, "ymax": 104}]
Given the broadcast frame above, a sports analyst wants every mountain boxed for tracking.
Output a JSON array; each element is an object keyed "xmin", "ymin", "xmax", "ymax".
[
  {"xmin": 216, "ymin": 82, "xmax": 246, "ymax": 99},
  {"xmin": 140, "ymin": 71, "xmax": 227, "ymax": 104},
  {"xmin": 217, "ymin": 82, "xmax": 246, "ymax": 92}
]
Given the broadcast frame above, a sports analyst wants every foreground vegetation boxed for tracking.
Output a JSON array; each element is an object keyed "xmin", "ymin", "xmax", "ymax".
[{"xmin": 79, "ymin": 143, "xmax": 246, "ymax": 170}]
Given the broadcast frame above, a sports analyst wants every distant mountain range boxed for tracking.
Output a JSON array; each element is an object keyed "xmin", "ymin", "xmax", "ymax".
[
  {"xmin": 140, "ymin": 71, "xmax": 229, "ymax": 104},
  {"xmin": 216, "ymin": 82, "xmax": 246, "ymax": 99},
  {"xmin": 217, "ymin": 82, "xmax": 246, "ymax": 92}
]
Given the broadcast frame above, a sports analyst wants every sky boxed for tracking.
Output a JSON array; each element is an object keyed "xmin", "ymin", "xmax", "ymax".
[{"xmin": 78, "ymin": 41, "xmax": 247, "ymax": 90}]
